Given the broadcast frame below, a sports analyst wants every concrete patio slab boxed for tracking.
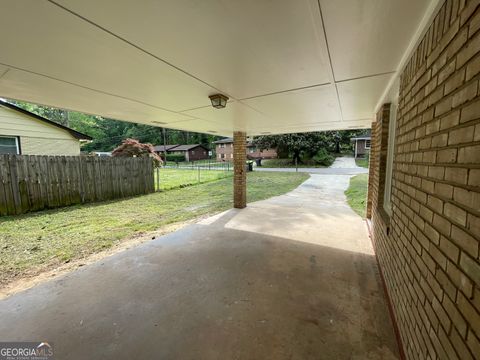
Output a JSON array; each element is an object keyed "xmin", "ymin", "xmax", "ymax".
[{"xmin": 0, "ymin": 173, "xmax": 398, "ymax": 360}]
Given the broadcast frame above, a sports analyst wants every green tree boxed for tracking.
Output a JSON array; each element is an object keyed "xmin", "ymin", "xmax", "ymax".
[{"xmin": 253, "ymin": 130, "xmax": 369, "ymax": 163}]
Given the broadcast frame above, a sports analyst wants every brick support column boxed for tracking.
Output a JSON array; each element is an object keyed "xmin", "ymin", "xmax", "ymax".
[
  {"xmin": 233, "ymin": 131, "xmax": 247, "ymax": 208},
  {"xmin": 366, "ymin": 122, "xmax": 377, "ymax": 219}
]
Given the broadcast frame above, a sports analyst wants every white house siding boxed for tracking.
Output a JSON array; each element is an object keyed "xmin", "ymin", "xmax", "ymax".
[
  {"xmin": 0, "ymin": 104, "xmax": 81, "ymax": 155},
  {"xmin": 20, "ymin": 137, "xmax": 80, "ymax": 155}
]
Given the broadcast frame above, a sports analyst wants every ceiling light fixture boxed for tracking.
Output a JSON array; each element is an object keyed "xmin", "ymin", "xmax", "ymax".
[{"xmin": 209, "ymin": 94, "xmax": 229, "ymax": 109}]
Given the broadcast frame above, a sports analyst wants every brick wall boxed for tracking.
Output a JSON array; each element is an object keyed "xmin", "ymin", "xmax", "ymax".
[
  {"xmin": 369, "ymin": 1, "xmax": 480, "ymax": 359},
  {"xmin": 215, "ymin": 143, "xmax": 233, "ymax": 161},
  {"xmin": 247, "ymin": 145, "xmax": 278, "ymax": 159}
]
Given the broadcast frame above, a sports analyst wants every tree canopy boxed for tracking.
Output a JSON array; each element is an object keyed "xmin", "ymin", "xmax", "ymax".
[{"xmin": 253, "ymin": 130, "xmax": 369, "ymax": 163}]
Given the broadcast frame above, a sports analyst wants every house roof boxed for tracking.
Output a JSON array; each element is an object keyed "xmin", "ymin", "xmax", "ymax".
[
  {"xmin": 213, "ymin": 138, "xmax": 233, "ymax": 144},
  {"xmin": 350, "ymin": 136, "xmax": 371, "ymax": 141},
  {"xmin": 171, "ymin": 144, "xmax": 208, "ymax": 151},
  {"xmin": 153, "ymin": 144, "xmax": 179, "ymax": 152},
  {"xmin": 154, "ymin": 144, "xmax": 209, "ymax": 152},
  {"xmin": 0, "ymin": 100, "xmax": 92, "ymax": 141},
  {"xmin": 213, "ymin": 138, "xmax": 257, "ymax": 147}
]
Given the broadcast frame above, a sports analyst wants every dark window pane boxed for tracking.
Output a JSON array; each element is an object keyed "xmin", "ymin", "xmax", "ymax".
[
  {"xmin": 0, "ymin": 137, "xmax": 18, "ymax": 154},
  {"xmin": 0, "ymin": 137, "xmax": 16, "ymax": 146}
]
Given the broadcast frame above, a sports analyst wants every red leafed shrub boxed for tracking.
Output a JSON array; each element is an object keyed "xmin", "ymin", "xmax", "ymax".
[{"xmin": 112, "ymin": 138, "xmax": 163, "ymax": 167}]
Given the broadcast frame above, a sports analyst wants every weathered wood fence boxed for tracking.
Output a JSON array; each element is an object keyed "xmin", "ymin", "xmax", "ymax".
[{"xmin": 0, "ymin": 155, "xmax": 154, "ymax": 216}]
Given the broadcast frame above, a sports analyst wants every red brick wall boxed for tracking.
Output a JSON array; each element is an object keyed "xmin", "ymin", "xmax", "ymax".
[
  {"xmin": 215, "ymin": 143, "xmax": 233, "ymax": 161},
  {"xmin": 216, "ymin": 143, "xmax": 277, "ymax": 160},
  {"xmin": 247, "ymin": 145, "xmax": 278, "ymax": 159},
  {"xmin": 369, "ymin": 1, "xmax": 480, "ymax": 358},
  {"xmin": 187, "ymin": 146, "xmax": 209, "ymax": 161}
]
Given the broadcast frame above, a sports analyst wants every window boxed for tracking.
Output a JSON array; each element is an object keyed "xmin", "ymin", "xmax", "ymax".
[
  {"xmin": 365, "ymin": 140, "xmax": 371, "ymax": 149},
  {"xmin": 383, "ymin": 102, "xmax": 397, "ymax": 216},
  {"xmin": 0, "ymin": 136, "xmax": 20, "ymax": 154},
  {"xmin": 221, "ymin": 153, "xmax": 225, "ymax": 159},
  {"xmin": 249, "ymin": 147, "xmax": 256, "ymax": 153},
  {"xmin": 220, "ymin": 143, "xmax": 225, "ymax": 148},
  {"xmin": 230, "ymin": 153, "xmax": 233, "ymax": 159},
  {"xmin": 191, "ymin": 150, "xmax": 195, "ymax": 155}
]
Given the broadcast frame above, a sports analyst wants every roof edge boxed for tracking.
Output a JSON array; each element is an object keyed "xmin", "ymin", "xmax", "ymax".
[{"xmin": 0, "ymin": 100, "xmax": 93, "ymax": 141}]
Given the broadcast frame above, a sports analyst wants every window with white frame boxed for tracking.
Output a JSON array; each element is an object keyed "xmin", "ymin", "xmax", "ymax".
[
  {"xmin": 365, "ymin": 140, "xmax": 371, "ymax": 149},
  {"xmin": 220, "ymin": 143, "xmax": 225, "ymax": 148},
  {"xmin": 383, "ymin": 101, "xmax": 397, "ymax": 216},
  {"xmin": 0, "ymin": 136, "xmax": 20, "ymax": 154}
]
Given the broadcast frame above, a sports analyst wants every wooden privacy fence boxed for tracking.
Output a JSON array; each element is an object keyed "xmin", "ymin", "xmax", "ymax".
[{"xmin": 0, "ymin": 155, "xmax": 154, "ymax": 216}]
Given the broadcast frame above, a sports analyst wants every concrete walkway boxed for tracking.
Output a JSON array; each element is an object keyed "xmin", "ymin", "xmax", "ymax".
[
  {"xmin": 255, "ymin": 156, "xmax": 368, "ymax": 175},
  {"xmin": 0, "ymin": 167, "xmax": 398, "ymax": 359}
]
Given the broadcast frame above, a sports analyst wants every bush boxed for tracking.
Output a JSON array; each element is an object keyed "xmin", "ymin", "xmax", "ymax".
[
  {"xmin": 312, "ymin": 148, "xmax": 334, "ymax": 166},
  {"xmin": 165, "ymin": 154, "xmax": 185, "ymax": 162},
  {"xmin": 112, "ymin": 138, "xmax": 163, "ymax": 167}
]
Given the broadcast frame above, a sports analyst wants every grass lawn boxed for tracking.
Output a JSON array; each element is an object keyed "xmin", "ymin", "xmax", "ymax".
[
  {"xmin": 155, "ymin": 168, "xmax": 231, "ymax": 190},
  {"xmin": 355, "ymin": 158, "xmax": 369, "ymax": 168},
  {"xmin": 0, "ymin": 171, "xmax": 309, "ymax": 286},
  {"xmin": 261, "ymin": 158, "xmax": 330, "ymax": 168},
  {"xmin": 345, "ymin": 174, "xmax": 368, "ymax": 218}
]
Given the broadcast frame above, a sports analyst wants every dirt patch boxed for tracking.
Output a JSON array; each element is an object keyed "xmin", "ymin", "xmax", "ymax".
[{"xmin": 0, "ymin": 219, "xmax": 200, "ymax": 300}]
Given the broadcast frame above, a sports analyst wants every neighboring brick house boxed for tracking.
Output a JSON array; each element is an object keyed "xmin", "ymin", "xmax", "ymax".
[
  {"xmin": 367, "ymin": 2, "xmax": 480, "ymax": 359},
  {"xmin": 154, "ymin": 144, "xmax": 209, "ymax": 162},
  {"xmin": 351, "ymin": 135, "xmax": 371, "ymax": 158},
  {"xmin": 213, "ymin": 137, "xmax": 277, "ymax": 161},
  {"xmin": 170, "ymin": 144, "xmax": 209, "ymax": 161}
]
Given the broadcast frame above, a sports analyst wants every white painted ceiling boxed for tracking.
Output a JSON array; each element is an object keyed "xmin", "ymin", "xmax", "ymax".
[{"xmin": 0, "ymin": 0, "xmax": 435, "ymax": 136}]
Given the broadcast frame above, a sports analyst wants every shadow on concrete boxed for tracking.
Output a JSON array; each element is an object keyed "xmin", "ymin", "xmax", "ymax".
[{"xmin": 0, "ymin": 211, "xmax": 399, "ymax": 360}]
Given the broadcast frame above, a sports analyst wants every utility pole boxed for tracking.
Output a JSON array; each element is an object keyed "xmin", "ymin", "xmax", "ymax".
[
  {"xmin": 162, "ymin": 127, "xmax": 168, "ymax": 164},
  {"xmin": 63, "ymin": 109, "xmax": 70, "ymax": 127}
]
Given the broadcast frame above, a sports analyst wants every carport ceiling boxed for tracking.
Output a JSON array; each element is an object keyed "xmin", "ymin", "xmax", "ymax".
[{"xmin": 0, "ymin": 0, "xmax": 436, "ymax": 136}]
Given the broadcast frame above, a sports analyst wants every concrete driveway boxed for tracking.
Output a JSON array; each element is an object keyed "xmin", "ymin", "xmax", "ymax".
[
  {"xmin": 255, "ymin": 156, "xmax": 368, "ymax": 175},
  {"xmin": 0, "ymin": 169, "xmax": 398, "ymax": 359}
]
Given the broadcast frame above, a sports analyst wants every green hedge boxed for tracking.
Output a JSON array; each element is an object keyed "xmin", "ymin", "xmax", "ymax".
[
  {"xmin": 165, "ymin": 154, "xmax": 185, "ymax": 162},
  {"xmin": 312, "ymin": 149, "xmax": 335, "ymax": 166}
]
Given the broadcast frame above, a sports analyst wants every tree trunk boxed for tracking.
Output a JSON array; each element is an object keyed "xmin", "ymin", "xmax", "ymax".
[
  {"xmin": 292, "ymin": 150, "xmax": 301, "ymax": 164},
  {"xmin": 162, "ymin": 128, "xmax": 168, "ymax": 163}
]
